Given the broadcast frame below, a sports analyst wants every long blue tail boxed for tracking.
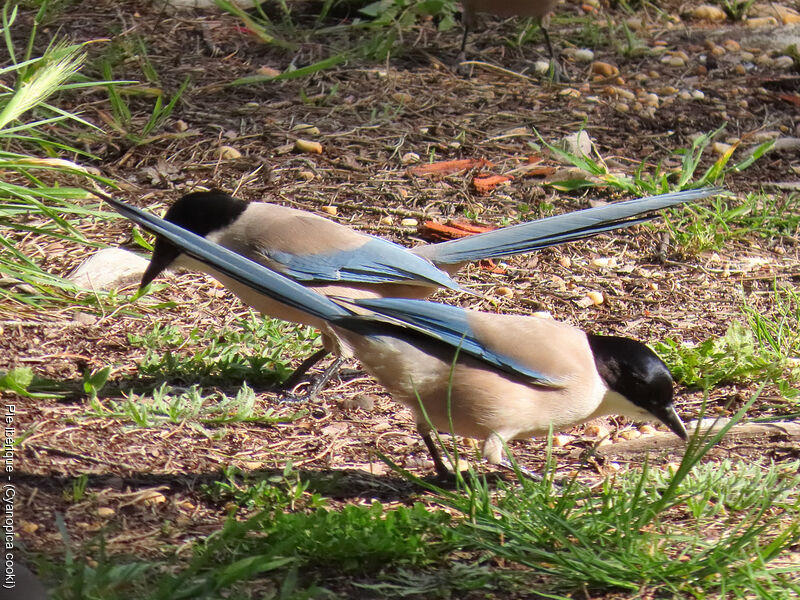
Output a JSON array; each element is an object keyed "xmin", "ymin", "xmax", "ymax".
[
  {"xmin": 413, "ymin": 188, "xmax": 721, "ymax": 265},
  {"xmin": 103, "ymin": 196, "xmax": 352, "ymax": 323}
]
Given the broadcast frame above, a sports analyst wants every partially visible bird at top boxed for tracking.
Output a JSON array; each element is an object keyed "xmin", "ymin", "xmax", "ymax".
[{"xmin": 459, "ymin": 0, "xmax": 561, "ymax": 79}]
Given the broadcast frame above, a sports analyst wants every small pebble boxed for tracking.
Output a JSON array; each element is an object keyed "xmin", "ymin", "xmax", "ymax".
[
  {"xmin": 553, "ymin": 434, "xmax": 573, "ymax": 447},
  {"xmin": 663, "ymin": 56, "xmax": 686, "ymax": 68},
  {"xmin": 401, "ymin": 152, "xmax": 420, "ymax": 165},
  {"xmin": 561, "ymin": 130, "xmax": 593, "ymax": 157},
  {"xmin": 586, "ymin": 291, "xmax": 604, "ymax": 305},
  {"xmin": 216, "ymin": 145, "xmax": 242, "ymax": 160},
  {"xmin": 320, "ymin": 205, "xmax": 337, "ymax": 216},
  {"xmin": 712, "ymin": 142, "xmax": 733, "ymax": 156},
  {"xmin": 392, "ymin": 92, "xmax": 413, "ymax": 105},
  {"xmin": 342, "ymin": 394, "xmax": 376, "ymax": 411},
  {"xmin": 574, "ymin": 48, "xmax": 595, "ymax": 62},
  {"xmin": 591, "ymin": 257, "xmax": 617, "ymax": 268},
  {"xmin": 775, "ymin": 55, "xmax": 795, "ymax": 69},
  {"xmin": 401, "ymin": 218, "xmax": 418, "ymax": 227},
  {"xmin": 67, "ymin": 248, "xmax": 150, "ymax": 291},
  {"xmin": 746, "ymin": 16, "xmax": 778, "ymax": 27},
  {"xmin": 604, "ymin": 85, "xmax": 635, "ymax": 100},
  {"xmin": 740, "ymin": 51, "xmax": 755, "ymax": 62},
  {"xmin": 692, "ymin": 5, "xmax": 726, "ymax": 20},
  {"xmin": 641, "ymin": 92, "xmax": 659, "ymax": 107},
  {"xmin": 295, "ymin": 139, "xmax": 323, "ymax": 154},
  {"xmin": 749, "ymin": 130, "xmax": 780, "ymax": 143},
  {"xmin": 723, "ymin": 39, "xmax": 740, "ymax": 52},
  {"xmin": 141, "ymin": 491, "xmax": 166, "ymax": 506},
  {"xmin": 710, "ymin": 45, "xmax": 725, "ymax": 57},
  {"xmin": 626, "ymin": 17, "xmax": 644, "ymax": 29},
  {"xmin": 257, "ymin": 65, "xmax": 281, "ymax": 77},
  {"xmin": 691, "ymin": 90, "xmax": 705, "ymax": 100},
  {"xmin": 591, "ymin": 61, "xmax": 619, "ymax": 77},
  {"xmin": 20, "ymin": 521, "xmax": 39, "ymax": 534},
  {"xmin": 534, "ymin": 60, "xmax": 551, "ymax": 75},
  {"xmin": 585, "ymin": 423, "xmax": 610, "ymax": 438},
  {"xmin": 614, "ymin": 102, "xmax": 630, "ymax": 113},
  {"xmin": 776, "ymin": 6, "xmax": 800, "ymax": 24},
  {"xmin": 755, "ymin": 54, "xmax": 773, "ymax": 67},
  {"xmin": 292, "ymin": 123, "xmax": 320, "ymax": 135}
]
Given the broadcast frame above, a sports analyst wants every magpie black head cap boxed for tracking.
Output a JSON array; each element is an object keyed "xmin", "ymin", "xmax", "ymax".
[
  {"xmin": 587, "ymin": 334, "xmax": 687, "ymax": 440},
  {"xmin": 139, "ymin": 191, "xmax": 249, "ymax": 288}
]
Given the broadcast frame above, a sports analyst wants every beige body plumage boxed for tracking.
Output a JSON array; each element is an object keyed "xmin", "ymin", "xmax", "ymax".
[{"xmin": 334, "ymin": 309, "xmax": 660, "ymax": 466}]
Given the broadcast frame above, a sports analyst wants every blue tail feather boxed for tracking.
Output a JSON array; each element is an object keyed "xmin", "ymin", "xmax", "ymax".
[{"xmin": 415, "ymin": 188, "xmax": 720, "ymax": 265}]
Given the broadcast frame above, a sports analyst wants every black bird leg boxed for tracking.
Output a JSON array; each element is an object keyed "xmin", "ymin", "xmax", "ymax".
[
  {"xmin": 421, "ymin": 431, "xmax": 454, "ymax": 480},
  {"xmin": 280, "ymin": 348, "xmax": 330, "ymax": 391},
  {"xmin": 281, "ymin": 356, "xmax": 345, "ymax": 403}
]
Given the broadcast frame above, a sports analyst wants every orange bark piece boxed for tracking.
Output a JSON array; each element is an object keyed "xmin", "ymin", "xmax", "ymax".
[
  {"xmin": 520, "ymin": 166, "xmax": 557, "ymax": 178},
  {"xmin": 472, "ymin": 174, "xmax": 513, "ymax": 194},
  {"xmin": 407, "ymin": 158, "xmax": 493, "ymax": 177},
  {"xmin": 419, "ymin": 219, "xmax": 498, "ymax": 242},
  {"xmin": 478, "ymin": 259, "xmax": 507, "ymax": 274},
  {"xmin": 777, "ymin": 93, "xmax": 800, "ymax": 107}
]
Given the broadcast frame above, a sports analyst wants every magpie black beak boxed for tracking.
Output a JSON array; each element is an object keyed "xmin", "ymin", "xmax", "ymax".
[
  {"xmin": 654, "ymin": 404, "xmax": 689, "ymax": 441},
  {"xmin": 140, "ymin": 238, "xmax": 181, "ymax": 289}
]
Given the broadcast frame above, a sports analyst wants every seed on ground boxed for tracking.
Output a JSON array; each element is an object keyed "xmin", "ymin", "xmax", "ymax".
[
  {"xmin": 216, "ymin": 145, "xmax": 242, "ymax": 159},
  {"xmin": 692, "ymin": 5, "xmax": 726, "ymax": 20}
]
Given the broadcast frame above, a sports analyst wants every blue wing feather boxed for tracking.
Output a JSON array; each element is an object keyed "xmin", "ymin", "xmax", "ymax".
[
  {"xmin": 349, "ymin": 297, "xmax": 562, "ymax": 386},
  {"xmin": 267, "ymin": 237, "xmax": 463, "ymax": 290}
]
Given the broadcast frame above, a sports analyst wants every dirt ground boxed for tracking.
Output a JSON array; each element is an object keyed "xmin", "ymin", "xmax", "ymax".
[{"xmin": 7, "ymin": 0, "xmax": 800, "ymax": 593}]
